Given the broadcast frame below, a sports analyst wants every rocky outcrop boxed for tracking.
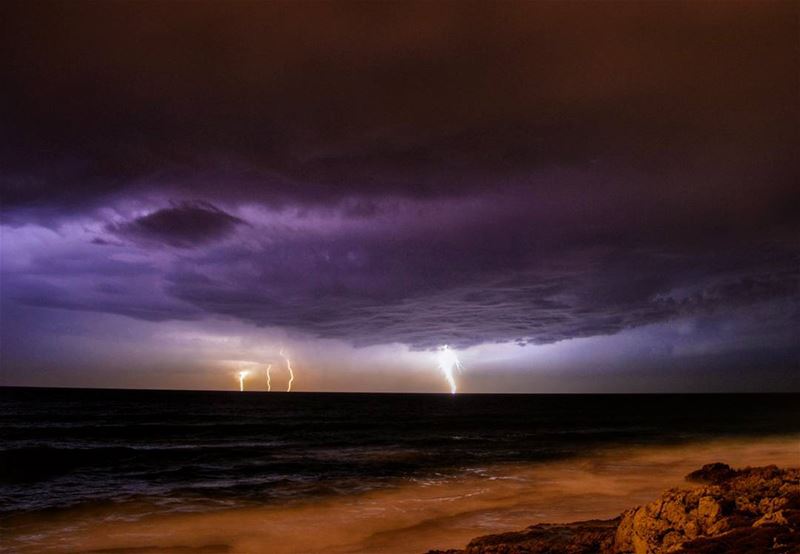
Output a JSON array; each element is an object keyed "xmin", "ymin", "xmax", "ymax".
[
  {"xmin": 425, "ymin": 464, "xmax": 800, "ymax": 554},
  {"xmin": 615, "ymin": 464, "xmax": 800, "ymax": 553},
  {"xmin": 427, "ymin": 519, "xmax": 619, "ymax": 554}
]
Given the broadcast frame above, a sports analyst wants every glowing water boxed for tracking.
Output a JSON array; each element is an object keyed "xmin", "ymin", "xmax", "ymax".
[{"xmin": 7, "ymin": 437, "xmax": 797, "ymax": 554}]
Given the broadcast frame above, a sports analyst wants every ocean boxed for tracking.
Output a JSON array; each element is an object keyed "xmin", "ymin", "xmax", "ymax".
[{"xmin": 2, "ymin": 387, "xmax": 799, "ymax": 523}]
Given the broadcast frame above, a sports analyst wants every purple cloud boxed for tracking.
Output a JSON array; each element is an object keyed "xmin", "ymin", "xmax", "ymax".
[{"xmin": 107, "ymin": 201, "xmax": 246, "ymax": 248}]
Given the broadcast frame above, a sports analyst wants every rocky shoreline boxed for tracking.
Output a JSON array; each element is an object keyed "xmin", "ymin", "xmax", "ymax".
[{"xmin": 426, "ymin": 463, "xmax": 799, "ymax": 554}]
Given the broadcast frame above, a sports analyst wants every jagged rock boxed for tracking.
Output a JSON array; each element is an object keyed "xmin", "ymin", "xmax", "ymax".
[
  {"xmin": 753, "ymin": 510, "xmax": 788, "ymax": 527},
  {"xmin": 614, "ymin": 464, "xmax": 799, "ymax": 553},
  {"xmin": 685, "ymin": 463, "xmax": 739, "ymax": 485},
  {"xmin": 425, "ymin": 464, "xmax": 800, "ymax": 554},
  {"xmin": 428, "ymin": 519, "xmax": 618, "ymax": 554}
]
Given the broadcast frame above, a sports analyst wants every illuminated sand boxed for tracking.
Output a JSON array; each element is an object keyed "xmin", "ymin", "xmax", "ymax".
[{"xmin": 6, "ymin": 436, "xmax": 799, "ymax": 553}]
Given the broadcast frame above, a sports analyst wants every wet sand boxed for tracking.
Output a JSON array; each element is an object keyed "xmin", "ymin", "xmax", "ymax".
[{"xmin": 5, "ymin": 435, "xmax": 799, "ymax": 554}]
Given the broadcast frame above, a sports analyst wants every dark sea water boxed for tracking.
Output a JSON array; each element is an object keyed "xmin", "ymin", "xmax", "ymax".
[{"xmin": 1, "ymin": 388, "xmax": 799, "ymax": 520}]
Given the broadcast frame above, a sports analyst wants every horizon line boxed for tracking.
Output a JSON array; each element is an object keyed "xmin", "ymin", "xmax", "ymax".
[{"xmin": 1, "ymin": 385, "xmax": 799, "ymax": 395}]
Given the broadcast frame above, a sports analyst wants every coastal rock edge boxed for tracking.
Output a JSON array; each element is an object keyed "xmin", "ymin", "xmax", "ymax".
[{"xmin": 425, "ymin": 463, "xmax": 800, "ymax": 554}]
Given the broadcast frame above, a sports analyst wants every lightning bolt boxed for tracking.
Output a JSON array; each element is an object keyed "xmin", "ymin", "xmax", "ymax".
[
  {"xmin": 279, "ymin": 348, "xmax": 295, "ymax": 392},
  {"xmin": 437, "ymin": 345, "xmax": 463, "ymax": 394},
  {"xmin": 237, "ymin": 370, "xmax": 250, "ymax": 392},
  {"xmin": 265, "ymin": 363, "xmax": 273, "ymax": 392}
]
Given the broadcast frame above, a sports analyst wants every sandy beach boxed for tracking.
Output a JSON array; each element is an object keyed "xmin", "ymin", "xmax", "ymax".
[{"xmin": 5, "ymin": 435, "xmax": 798, "ymax": 554}]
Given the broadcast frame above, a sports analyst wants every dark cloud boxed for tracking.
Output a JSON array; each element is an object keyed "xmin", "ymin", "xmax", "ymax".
[
  {"xmin": 90, "ymin": 237, "xmax": 127, "ymax": 247},
  {"xmin": 108, "ymin": 201, "xmax": 245, "ymax": 248},
  {"xmin": 158, "ymin": 215, "xmax": 799, "ymax": 348},
  {"xmin": 9, "ymin": 278, "xmax": 200, "ymax": 323},
  {"xmin": 0, "ymin": 0, "xmax": 797, "ymax": 387},
  {"xmin": 1, "ymin": 1, "xmax": 797, "ymax": 213}
]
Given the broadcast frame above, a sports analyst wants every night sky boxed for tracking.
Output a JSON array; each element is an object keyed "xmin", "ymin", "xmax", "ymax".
[{"xmin": 1, "ymin": 1, "xmax": 798, "ymax": 392}]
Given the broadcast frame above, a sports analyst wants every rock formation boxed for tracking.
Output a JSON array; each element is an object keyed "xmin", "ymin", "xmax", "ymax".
[{"xmin": 426, "ymin": 463, "xmax": 800, "ymax": 554}]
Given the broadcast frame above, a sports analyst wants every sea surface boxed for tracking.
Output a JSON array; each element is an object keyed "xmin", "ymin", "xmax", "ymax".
[{"xmin": 2, "ymin": 388, "xmax": 799, "ymax": 522}]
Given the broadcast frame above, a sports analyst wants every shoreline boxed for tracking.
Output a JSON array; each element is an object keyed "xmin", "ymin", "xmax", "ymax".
[
  {"xmin": 427, "ymin": 462, "xmax": 800, "ymax": 553},
  {"xmin": 4, "ymin": 434, "xmax": 799, "ymax": 553}
]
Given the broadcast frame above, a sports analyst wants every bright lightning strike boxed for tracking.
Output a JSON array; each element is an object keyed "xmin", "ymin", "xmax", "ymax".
[
  {"xmin": 237, "ymin": 370, "xmax": 250, "ymax": 392},
  {"xmin": 279, "ymin": 348, "xmax": 295, "ymax": 392},
  {"xmin": 265, "ymin": 363, "xmax": 273, "ymax": 392},
  {"xmin": 437, "ymin": 345, "xmax": 463, "ymax": 394}
]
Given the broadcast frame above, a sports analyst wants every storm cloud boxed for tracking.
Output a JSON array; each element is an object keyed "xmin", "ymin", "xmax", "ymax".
[
  {"xmin": 108, "ymin": 201, "xmax": 245, "ymax": 248},
  {"xmin": 1, "ymin": 1, "xmax": 796, "ymax": 211},
  {"xmin": 160, "ymin": 224, "xmax": 798, "ymax": 349},
  {"xmin": 1, "ymin": 1, "xmax": 798, "ymax": 389}
]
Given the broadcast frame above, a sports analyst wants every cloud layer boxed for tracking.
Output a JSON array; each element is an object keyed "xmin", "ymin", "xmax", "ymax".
[
  {"xmin": 1, "ymin": 1, "xmax": 797, "ymax": 388},
  {"xmin": 108, "ymin": 201, "xmax": 245, "ymax": 248}
]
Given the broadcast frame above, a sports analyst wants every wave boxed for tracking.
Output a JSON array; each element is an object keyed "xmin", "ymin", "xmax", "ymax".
[{"xmin": 2, "ymin": 390, "xmax": 799, "ymax": 520}]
